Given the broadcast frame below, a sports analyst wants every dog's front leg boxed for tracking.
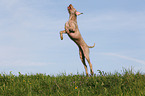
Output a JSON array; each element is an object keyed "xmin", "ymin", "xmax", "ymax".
[
  {"xmin": 65, "ymin": 22, "xmax": 76, "ymax": 33},
  {"xmin": 60, "ymin": 30, "xmax": 66, "ymax": 40},
  {"xmin": 68, "ymin": 22, "xmax": 76, "ymax": 32}
]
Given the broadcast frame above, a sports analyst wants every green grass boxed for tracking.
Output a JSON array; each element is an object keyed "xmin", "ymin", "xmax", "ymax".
[{"xmin": 0, "ymin": 69, "xmax": 145, "ymax": 96}]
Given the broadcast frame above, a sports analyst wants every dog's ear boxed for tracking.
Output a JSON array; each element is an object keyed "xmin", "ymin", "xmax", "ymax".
[{"xmin": 76, "ymin": 11, "xmax": 83, "ymax": 16}]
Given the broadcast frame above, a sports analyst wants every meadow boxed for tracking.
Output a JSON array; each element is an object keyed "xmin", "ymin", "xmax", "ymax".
[{"xmin": 0, "ymin": 69, "xmax": 145, "ymax": 96}]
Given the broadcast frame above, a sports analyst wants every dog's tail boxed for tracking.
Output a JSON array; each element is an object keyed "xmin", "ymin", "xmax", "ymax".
[{"xmin": 88, "ymin": 43, "xmax": 95, "ymax": 48}]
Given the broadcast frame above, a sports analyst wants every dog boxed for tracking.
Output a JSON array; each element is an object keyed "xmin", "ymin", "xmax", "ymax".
[{"xmin": 60, "ymin": 4, "xmax": 95, "ymax": 76}]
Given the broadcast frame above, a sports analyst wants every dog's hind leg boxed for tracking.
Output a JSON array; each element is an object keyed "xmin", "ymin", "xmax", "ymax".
[
  {"xmin": 82, "ymin": 47, "xmax": 94, "ymax": 75},
  {"xmin": 79, "ymin": 47, "xmax": 88, "ymax": 76}
]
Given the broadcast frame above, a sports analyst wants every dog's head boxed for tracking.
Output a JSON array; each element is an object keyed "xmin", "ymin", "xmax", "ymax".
[{"xmin": 67, "ymin": 4, "xmax": 83, "ymax": 16}]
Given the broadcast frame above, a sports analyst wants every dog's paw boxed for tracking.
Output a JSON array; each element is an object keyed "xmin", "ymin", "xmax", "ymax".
[
  {"xmin": 61, "ymin": 37, "xmax": 63, "ymax": 40},
  {"xmin": 60, "ymin": 35, "xmax": 63, "ymax": 40}
]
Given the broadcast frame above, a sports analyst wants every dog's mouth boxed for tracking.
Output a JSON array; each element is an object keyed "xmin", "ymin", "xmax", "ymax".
[{"xmin": 68, "ymin": 4, "xmax": 73, "ymax": 10}]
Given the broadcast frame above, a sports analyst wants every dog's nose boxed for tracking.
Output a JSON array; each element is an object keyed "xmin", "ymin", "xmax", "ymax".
[
  {"xmin": 69, "ymin": 4, "xmax": 72, "ymax": 7},
  {"xmin": 68, "ymin": 4, "xmax": 73, "ymax": 9}
]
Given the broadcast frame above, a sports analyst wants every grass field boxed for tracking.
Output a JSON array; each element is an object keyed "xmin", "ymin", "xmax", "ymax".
[{"xmin": 0, "ymin": 69, "xmax": 145, "ymax": 96}]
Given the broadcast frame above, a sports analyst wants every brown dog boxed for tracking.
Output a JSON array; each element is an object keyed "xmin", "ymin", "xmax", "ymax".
[{"xmin": 60, "ymin": 4, "xmax": 95, "ymax": 76}]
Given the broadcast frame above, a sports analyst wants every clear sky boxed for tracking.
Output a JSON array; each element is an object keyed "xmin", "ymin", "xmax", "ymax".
[{"xmin": 0, "ymin": 0, "xmax": 145, "ymax": 75}]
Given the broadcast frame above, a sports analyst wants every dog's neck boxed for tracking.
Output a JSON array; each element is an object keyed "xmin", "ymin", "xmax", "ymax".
[{"xmin": 69, "ymin": 14, "xmax": 77, "ymax": 22}]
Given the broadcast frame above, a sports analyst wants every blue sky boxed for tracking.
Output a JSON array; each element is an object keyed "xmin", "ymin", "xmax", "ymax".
[{"xmin": 0, "ymin": 0, "xmax": 145, "ymax": 75}]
